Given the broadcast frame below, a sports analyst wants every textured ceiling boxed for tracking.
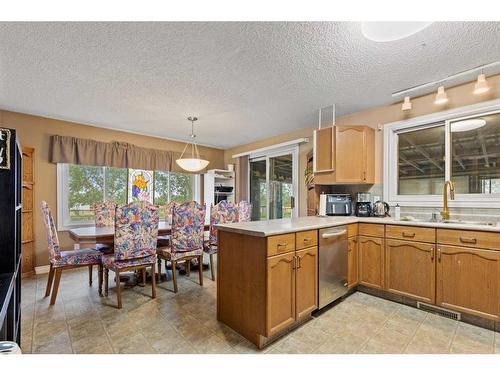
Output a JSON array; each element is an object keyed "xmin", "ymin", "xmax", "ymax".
[{"xmin": 0, "ymin": 22, "xmax": 499, "ymax": 149}]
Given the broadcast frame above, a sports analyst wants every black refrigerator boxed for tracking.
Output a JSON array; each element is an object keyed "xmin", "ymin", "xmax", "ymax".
[{"xmin": 0, "ymin": 127, "xmax": 22, "ymax": 344}]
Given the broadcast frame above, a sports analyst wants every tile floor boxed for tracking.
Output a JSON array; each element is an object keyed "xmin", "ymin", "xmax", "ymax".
[{"xmin": 21, "ymin": 266, "xmax": 500, "ymax": 354}]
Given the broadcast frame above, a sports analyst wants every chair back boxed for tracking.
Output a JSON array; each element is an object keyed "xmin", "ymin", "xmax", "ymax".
[
  {"xmin": 171, "ymin": 201, "xmax": 206, "ymax": 252},
  {"xmin": 161, "ymin": 201, "xmax": 177, "ymax": 225},
  {"xmin": 238, "ymin": 201, "xmax": 252, "ymax": 222},
  {"xmin": 40, "ymin": 201, "xmax": 61, "ymax": 261},
  {"xmin": 114, "ymin": 201, "xmax": 159, "ymax": 261},
  {"xmin": 209, "ymin": 200, "xmax": 238, "ymax": 245},
  {"xmin": 92, "ymin": 201, "xmax": 117, "ymax": 227}
]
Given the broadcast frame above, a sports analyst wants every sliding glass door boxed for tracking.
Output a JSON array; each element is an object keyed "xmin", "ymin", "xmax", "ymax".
[{"xmin": 249, "ymin": 148, "xmax": 297, "ymax": 221}]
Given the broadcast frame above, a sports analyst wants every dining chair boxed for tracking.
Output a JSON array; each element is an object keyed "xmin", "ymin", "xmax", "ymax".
[
  {"xmin": 238, "ymin": 200, "xmax": 252, "ymax": 222},
  {"xmin": 92, "ymin": 201, "xmax": 117, "ymax": 254},
  {"xmin": 157, "ymin": 201, "xmax": 206, "ymax": 293},
  {"xmin": 41, "ymin": 201, "xmax": 103, "ymax": 305},
  {"xmin": 205, "ymin": 200, "xmax": 239, "ymax": 281},
  {"xmin": 102, "ymin": 201, "xmax": 159, "ymax": 309}
]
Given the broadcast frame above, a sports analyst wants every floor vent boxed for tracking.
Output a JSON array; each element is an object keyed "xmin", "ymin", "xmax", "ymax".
[{"xmin": 417, "ymin": 302, "xmax": 461, "ymax": 321}]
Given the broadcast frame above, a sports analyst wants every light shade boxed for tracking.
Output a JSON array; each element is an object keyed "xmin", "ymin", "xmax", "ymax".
[
  {"xmin": 401, "ymin": 96, "xmax": 412, "ymax": 111},
  {"xmin": 176, "ymin": 158, "xmax": 210, "ymax": 172},
  {"xmin": 361, "ymin": 22, "xmax": 433, "ymax": 42},
  {"xmin": 473, "ymin": 74, "xmax": 490, "ymax": 95},
  {"xmin": 451, "ymin": 119, "xmax": 486, "ymax": 132},
  {"xmin": 434, "ymin": 86, "xmax": 448, "ymax": 105}
]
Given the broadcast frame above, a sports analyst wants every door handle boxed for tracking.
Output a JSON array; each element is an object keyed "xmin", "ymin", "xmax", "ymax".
[
  {"xmin": 437, "ymin": 248, "xmax": 442, "ymax": 262},
  {"xmin": 322, "ymin": 230, "xmax": 347, "ymax": 239},
  {"xmin": 430, "ymin": 247, "xmax": 434, "ymax": 262}
]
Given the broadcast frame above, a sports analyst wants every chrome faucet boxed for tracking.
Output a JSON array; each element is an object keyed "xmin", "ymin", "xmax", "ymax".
[{"xmin": 441, "ymin": 180, "xmax": 455, "ymax": 221}]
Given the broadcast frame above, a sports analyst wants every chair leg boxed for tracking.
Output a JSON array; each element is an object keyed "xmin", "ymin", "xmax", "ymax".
[
  {"xmin": 198, "ymin": 255, "xmax": 203, "ymax": 286},
  {"xmin": 45, "ymin": 263, "xmax": 55, "ymax": 297},
  {"xmin": 186, "ymin": 259, "xmax": 191, "ymax": 277},
  {"xmin": 171, "ymin": 260, "xmax": 178, "ymax": 293},
  {"xmin": 104, "ymin": 268, "xmax": 109, "ymax": 297},
  {"xmin": 141, "ymin": 268, "xmax": 146, "ymax": 286},
  {"xmin": 151, "ymin": 263, "xmax": 156, "ymax": 299},
  {"xmin": 98, "ymin": 264, "xmax": 103, "ymax": 296},
  {"xmin": 209, "ymin": 254, "xmax": 216, "ymax": 281},
  {"xmin": 157, "ymin": 258, "xmax": 162, "ymax": 283},
  {"xmin": 88, "ymin": 265, "xmax": 93, "ymax": 286},
  {"xmin": 50, "ymin": 268, "xmax": 63, "ymax": 305},
  {"xmin": 116, "ymin": 270, "xmax": 122, "ymax": 309}
]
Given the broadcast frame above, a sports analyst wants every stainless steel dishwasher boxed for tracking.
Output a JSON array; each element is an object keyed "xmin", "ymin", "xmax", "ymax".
[{"xmin": 318, "ymin": 226, "xmax": 348, "ymax": 308}]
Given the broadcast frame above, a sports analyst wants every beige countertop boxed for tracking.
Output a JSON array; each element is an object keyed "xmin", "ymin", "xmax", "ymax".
[{"xmin": 215, "ymin": 215, "xmax": 500, "ymax": 237}]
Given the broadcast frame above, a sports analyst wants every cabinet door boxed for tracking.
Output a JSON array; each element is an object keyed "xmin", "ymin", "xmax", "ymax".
[
  {"xmin": 348, "ymin": 237, "xmax": 358, "ymax": 289},
  {"xmin": 267, "ymin": 252, "xmax": 296, "ymax": 336},
  {"xmin": 296, "ymin": 247, "xmax": 318, "ymax": 320},
  {"xmin": 436, "ymin": 245, "xmax": 500, "ymax": 320},
  {"xmin": 359, "ymin": 236, "xmax": 384, "ymax": 289},
  {"xmin": 335, "ymin": 126, "xmax": 366, "ymax": 183},
  {"xmin": 385, "ymin": 239, "xmax": 435, "ymax": 303},
  {"xmin": 313, "ymin": 127, "xmax": 334, "ymax": 173}
]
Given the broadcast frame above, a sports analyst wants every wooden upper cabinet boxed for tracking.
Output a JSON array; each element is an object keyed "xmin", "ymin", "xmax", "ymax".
[
  {"xmin": 266, "ymin": 252, "xmax": 296, "ymax": 336},
  {"xmin": 313, "ymin": 125, "xmax": 374, "ymax": 185},
  {"xmin": 295, "ymin": 247, "xmax": 318, "ymax": 320},
  {"xmin": 359, "ymin": 236, "xmax": 384, "ymax": 289},
  {"xmin": 348, "ymin": 237, "xmax": 359, "ymax": 289},
  {"xmin": 436, "ymin": 245, "xmax": 500, "ymax": 320},
  {"xmin": 385, "ymin": 239, "xmax": 436, "ymax": 303}
]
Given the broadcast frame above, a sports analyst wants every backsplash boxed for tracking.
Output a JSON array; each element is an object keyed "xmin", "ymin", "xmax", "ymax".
[{"xmin": 327, "ymin": 183, "xmax": 500, "ymax": 223}]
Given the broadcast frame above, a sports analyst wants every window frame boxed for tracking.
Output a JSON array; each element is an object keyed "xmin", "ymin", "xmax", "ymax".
[
  {"xmin": 384, "ymin": 98, "xmax": 500, "ymax": 208},
  {"xmin": 57, "ymin": 163, "xmax": 200, "ymax": 230}
]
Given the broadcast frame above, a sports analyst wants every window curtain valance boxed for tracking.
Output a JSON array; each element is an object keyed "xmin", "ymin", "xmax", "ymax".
[{"xmin": 49, "ymin": 135, "xmax": 185, "ymax": 172}]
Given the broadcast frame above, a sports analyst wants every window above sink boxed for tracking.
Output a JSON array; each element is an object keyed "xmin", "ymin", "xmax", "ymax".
[{"xmin": 384, "ymin": 99, "xmax": 500, "ymax": 208}]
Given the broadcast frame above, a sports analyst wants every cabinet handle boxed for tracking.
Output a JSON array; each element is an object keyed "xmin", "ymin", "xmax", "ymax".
[
  {"xmin": 459, "ymin": 236, "xmax": 477, "ymax": 244},
  {"xmin": 292, "ymin": 256, "xmax": 297, "ymax": 269},
  {"xmin": 297, "ymin": 256, "xmax": 302, "ymax": 269},
  {"xmin": 363, "ymin": 171, "xmax": 366, "ymax": 181},
  {"xmin": 402, "ymin": 232, "xmax": 416, "ymax": 238},
  {"xmin": 303, "ymin": 238, "xmax": 311, "ymax": 244},
  {"xmin": 437, "ymin": 248, "xmax": 441, "ymax": 262},
  {"xmin": 277, "ymin": 242, "xmax": 288, "ymax": 248},
  {"xmin": 430, "ymin": 247, "xmax": 434, "ymax": 262}
]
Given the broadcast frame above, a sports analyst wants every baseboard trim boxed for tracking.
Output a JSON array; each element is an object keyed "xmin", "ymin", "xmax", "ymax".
[{"xmin": 35, "ymin": 265, "xmax": 50, "ymax": 274}]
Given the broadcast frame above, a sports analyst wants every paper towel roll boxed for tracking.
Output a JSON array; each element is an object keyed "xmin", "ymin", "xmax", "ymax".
[{"xmin": 318, "ymin": 194, "xmax": 327, "ymax": 216}]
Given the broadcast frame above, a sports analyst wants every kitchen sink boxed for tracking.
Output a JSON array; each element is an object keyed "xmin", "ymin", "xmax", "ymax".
[{"xmin": 400, "ymin": 217, "xmax": 496, "ymax": 227}]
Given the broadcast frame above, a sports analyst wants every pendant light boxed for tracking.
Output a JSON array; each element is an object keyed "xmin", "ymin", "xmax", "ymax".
[
  {"xmin": 401, "ymin": 96, "xmax": 412, "ymax": 111},
  {"xmin": 175, "ymin": 116, "xmax": 209, "ymax": 172},
  {"xmin": 473, "ymin": 73, "xmax": 490, "ymax": 95},
  {"xmin": 434, "ymin": 86, "xmax": 448, "ymax": 105}
]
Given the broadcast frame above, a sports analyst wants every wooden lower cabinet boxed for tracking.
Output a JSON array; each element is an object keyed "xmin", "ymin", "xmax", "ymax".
[
  {"xmin": 267, "ymin": 252, "xmax": 296, "ymax": 336},
  {"xmin": 436, "ymin": 245, "xmax": 500, "ymax": 320},
  {"xmin": 348, "ymin": 237, "xmax": 358, "ymax": 289},
  {"xmin": 296, "ymin": 246, "xmax": 318, "ymax": 320},
  {"xmin": 359, "ymin": 236, "xmax": 384, "ymax": 289},
  {"xmin": 385, "ymin": 239, "xmax": 435, "ymax": 303}
]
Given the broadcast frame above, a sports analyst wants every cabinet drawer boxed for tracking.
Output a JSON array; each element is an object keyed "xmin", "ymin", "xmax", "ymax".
[
  {"xmin": 386, "ymin": 225, "xmax": 436, "ymax": 243},
  {"xmin": 347, "ymin": 223, "xmax": 358, "ymax": 237},
  {"xmin": 359, "ymin": 223, "xmax": 384, "ymax": 237},
  {"xmin": 437, "ymin": 229, "xmax": 500, "ymax": 251},
  {"xmin": 296, "ymin": 230, "xmax": 318, "ymax": 250},
  {"xmin": 267, "ymin": 233, "xmax": 296, "ymax": 256}
]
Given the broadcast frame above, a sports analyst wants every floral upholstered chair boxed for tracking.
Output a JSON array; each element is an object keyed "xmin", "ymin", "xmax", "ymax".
[
  {"xmin": 205, "ymin": 200, "xmax": 239, "ymax": 281},
  {"xmin": 238, "ymin": 200, "xmax": 252, "ymax": 222},
  {"xmin": 41, "ymin": 201, "xmax": 103, "ymax": 305},
  {"xmin": 92, "ymin": 201, "xmax": 117, "ymax": 254},
  {"xmin": 102, "ymin": 201, "xmax": 159, "ymax": 309},
  {"xmin": 157, "ymin": 201, "xmax": 206, "ymax": 293}
]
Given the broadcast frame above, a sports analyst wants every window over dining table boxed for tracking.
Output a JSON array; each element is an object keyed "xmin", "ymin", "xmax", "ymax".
[{"xmin": 57, "ymin": 163, "xmax": 199, "ymax": 230}]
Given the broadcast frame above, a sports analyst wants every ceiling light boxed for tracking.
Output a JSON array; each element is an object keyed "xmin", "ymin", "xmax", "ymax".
[
  {"xmin": 401, "ymin": 96, "xmax": 412, "ymax": 111},
  {"xmin": 176, "ymin": 116, "xmax": 210, "ymax": 172},
  {"xmin": 434, "ymin": 86, "xmax": 448, "ymax": 105},
  {"xmin": 473, "ymin": 73, "xmax": 490, "ymax": 95},
  {"xmin": 361, "ymin": 22, "xmax": 433, "ymax": 42},
  {"xmin": 451, "ymin": 119, "xmax": 486, "ymax": 132}
]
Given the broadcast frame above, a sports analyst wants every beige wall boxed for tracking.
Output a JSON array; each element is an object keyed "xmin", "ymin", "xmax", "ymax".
[
  {"xmin": 225, "ymin": 74, "xmax": 500, "ymax": 216},
  {"xmin": 0, "ymin": 110, "xmax": 225, "ymax": 267}
]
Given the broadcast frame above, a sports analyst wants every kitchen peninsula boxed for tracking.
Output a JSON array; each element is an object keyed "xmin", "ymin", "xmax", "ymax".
[{"xmin": 215, "ymin": 216, "xmax": 500, "ymax": 348}]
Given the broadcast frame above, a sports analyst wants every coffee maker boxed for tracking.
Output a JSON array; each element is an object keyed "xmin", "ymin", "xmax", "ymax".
[{"xmin": 355, "ymin": 192, "xmax": 372, "ymax": 217}]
